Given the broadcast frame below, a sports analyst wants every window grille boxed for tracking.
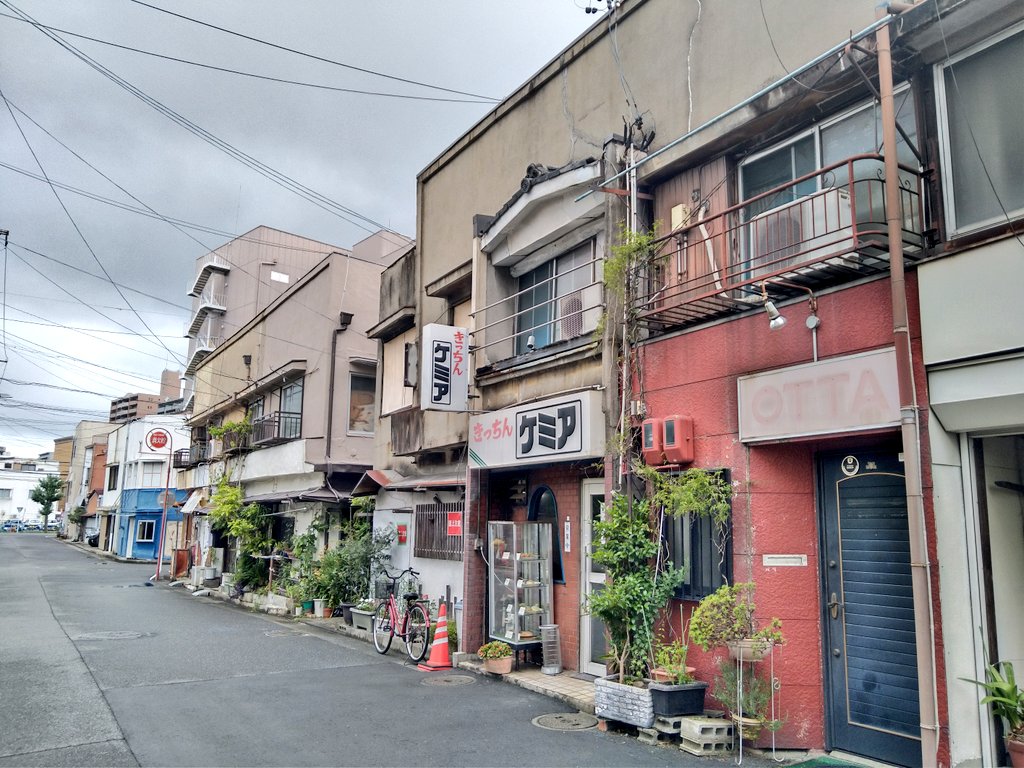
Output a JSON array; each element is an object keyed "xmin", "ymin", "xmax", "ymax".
[{"xmin": 413, "ymin": 502, "xmax": 463, "ymax": 561}]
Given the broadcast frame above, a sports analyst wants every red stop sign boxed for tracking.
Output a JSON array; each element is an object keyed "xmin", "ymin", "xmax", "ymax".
[{"xmin": 146, "ymin": 429, "xmax": 170, "ymax": 450}]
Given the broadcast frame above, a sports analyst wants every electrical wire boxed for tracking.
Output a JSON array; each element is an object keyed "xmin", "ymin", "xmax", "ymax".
[
  {"xmin": 0, "ymin": 86, "xmax": 186, "ymax": 367},
  {"xmin": 125, "ymin": 0, "xmax": 500, "ymax": 102},
  {"xmin": 0, "ymin": 12, "xmax": 495, "ymax": 104},
  {"xmin": 3, "ymin": 1, "xmax": 389, "ymax": 237}
]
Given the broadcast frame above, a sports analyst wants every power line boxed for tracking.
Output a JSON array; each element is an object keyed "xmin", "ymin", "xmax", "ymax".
[
  {"xmin": 126, "ymin": 0, "xmax": 500, "ymax": 102},
  {"xmin": 0, "ymin": 85, "xmax": 186, "ymax": 367},
  {"xmin": 4, "ymin": 2, "xmax": 386, "ymax": 236},
  {"xmin": 11, "ymin": 244, "xmax": 191, "ymax": 312},
  {"xmin": 0, "ymin": 12, "xmax": 495, "ymax": 105},
  {"xmin": 4, "ymin": 377, "xmax": 118, "ymax": 398}
]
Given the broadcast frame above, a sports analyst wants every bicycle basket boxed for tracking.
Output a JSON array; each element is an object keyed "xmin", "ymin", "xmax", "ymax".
[{"xmin": 374, "ymin": 577, "xmax": 395, "ymax": 598}]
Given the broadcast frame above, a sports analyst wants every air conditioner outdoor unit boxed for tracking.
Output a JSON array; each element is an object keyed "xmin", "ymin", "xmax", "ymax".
[
  {"xmin": 739, "ymin": 188, "xmax": 855, "ymax": 298},
  {"xmin": 641, "ymin": 418, "xmax": 664, "ymax": 465},
  {"xmin": 849, "ymin": 159, "xmax": 923, "ymax": 254}
]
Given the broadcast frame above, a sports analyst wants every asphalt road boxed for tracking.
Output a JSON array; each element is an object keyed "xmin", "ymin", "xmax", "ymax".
[{"xmin": 0, "ymin": 534, "xmax": 777, "ymax": 767}]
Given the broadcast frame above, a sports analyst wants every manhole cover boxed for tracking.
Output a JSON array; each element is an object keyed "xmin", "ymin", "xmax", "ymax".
[
  {"xmin": 533, "ymin": 712, "xmax": 599, "ymax": 731},
  {"xmin": 420, "ymin": 675, "xmax": 476, "ymax": 687},
  {"xmin": 264, "ymin": 629, "xmax": 308, "ymax": 638},
  {"xmin": 72, "ymin": 631, "xmax": 147, "ymax": 641}
]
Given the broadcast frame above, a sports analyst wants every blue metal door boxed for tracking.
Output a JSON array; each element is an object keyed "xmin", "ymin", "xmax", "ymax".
[{"xmin": 819, "ymin": 452, "xmax": 920, "ymax": 767}]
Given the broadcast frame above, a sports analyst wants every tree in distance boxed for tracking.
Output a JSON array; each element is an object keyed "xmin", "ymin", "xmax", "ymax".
[{"xmin": 30, "ymin": 475, "xmax": 64, "ymax": 532}]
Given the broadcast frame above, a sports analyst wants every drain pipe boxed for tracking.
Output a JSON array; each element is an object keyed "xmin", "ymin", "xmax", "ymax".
[{"xmin": 877, "ymin": 9, "xmax": 940, "ymax": 765}]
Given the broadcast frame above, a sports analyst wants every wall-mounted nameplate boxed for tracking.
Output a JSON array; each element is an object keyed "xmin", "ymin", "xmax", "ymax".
[{"xmin": 762, "ymin": 554, "xmax": 807, "ymax": 567}]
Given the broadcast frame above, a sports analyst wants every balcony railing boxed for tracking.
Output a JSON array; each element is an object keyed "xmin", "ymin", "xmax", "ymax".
[
  {"xmin": 185, "ymin": 288, "xmax": 227, "ymax": 337},
  {"xmin": 634, "ymin": 154, "xmax": 925, "ymax": 332},
  {"xmin": 172, "ymin": 444, "xmax": 209, "ymax": 468},
  {"xmin": 184, "ymin": 333, "xmax": 223, "ymax": 375},
  {"xmin": 252, "ymin": 411, "xmax": 302, "ymax": 445},
  {"xmin": 472, "ymin": 251, "xmax": 603, "ymax": 367}
]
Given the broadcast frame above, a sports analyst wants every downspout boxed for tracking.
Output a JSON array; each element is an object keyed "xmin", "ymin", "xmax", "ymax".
[
  {"xmin": 326, "ymin": 326, "xmax": 343, "ymax": 459},
  {"xmin": 877, "ymin": 9, "xmax": 940, "ymax": 764}
]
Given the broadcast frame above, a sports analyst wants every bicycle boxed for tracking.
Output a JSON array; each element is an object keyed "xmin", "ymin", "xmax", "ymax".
[{"xmin": 371, "ymin": 568, "xmax": 431, "ymax": 662}]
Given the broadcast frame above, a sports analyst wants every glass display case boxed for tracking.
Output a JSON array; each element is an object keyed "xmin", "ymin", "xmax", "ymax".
[{"xmin": 488, "ymin": 521, "xmax": 553, "ymax": 647}]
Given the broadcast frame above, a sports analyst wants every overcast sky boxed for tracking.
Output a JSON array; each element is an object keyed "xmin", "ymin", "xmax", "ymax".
[{"xmin": 0, "ymin": 1, "xmax": 602, "ymax": 457}]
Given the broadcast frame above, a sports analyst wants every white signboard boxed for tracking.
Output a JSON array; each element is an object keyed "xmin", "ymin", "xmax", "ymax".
[
  {"xmin": 738, "ymin": 347, "xmax": 900, "ymax": 443},
  {"xmin": 420, "ymin": 324, "xmax": 469, "ymax": 412},
  {"xmin": 468, "ymin": 390, "xmax": 604, "ymax": 469}
]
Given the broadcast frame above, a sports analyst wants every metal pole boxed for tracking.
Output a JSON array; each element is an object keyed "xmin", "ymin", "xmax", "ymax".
[
  {"xmin": 876, "ymin": 11, "xmax": 940, "ymax": 764},
  {"xmin": 154, "ymin": 434, "xmax": 173, "ymax": 581}
]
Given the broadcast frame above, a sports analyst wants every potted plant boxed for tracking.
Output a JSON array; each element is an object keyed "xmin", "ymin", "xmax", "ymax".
[
  {"xmin": 711, "ymin": 658, "xmax": 783, "ymax": 742},
  {"xmin": 588, "ymin": 491, "xmax": 685, "ymax": 728},
  {"xmin": 478, "ymin": 640, "xmax": 514, "ymax": 674},
  {"xmin": 351, "ymin": 600, "xmax": 375, "ymax": 632},
  {"xmin": 965, "ymin": 661, "xmax": 1024, "ymax": 767},
  {"xmin": 648, "ymin": 635, "xmax": 708, "ymax": 716},
  {"xmin": 689, "ymin": 582, "xmax": 784, "ymax": 661}
]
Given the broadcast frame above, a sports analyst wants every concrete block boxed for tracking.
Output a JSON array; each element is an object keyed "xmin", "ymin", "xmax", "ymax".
[{"xmin": 679, "ymin": 737, "xmax": 734, "ymax": 756}]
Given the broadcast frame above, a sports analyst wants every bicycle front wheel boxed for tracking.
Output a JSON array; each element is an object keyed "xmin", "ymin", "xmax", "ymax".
[
  {"xmin": 404, "ymin": 603, "xmax": 429, "ymax": 662},
  {"xmin": 372, "ymin": 602, "xmax": 393, "ymax": 654}
]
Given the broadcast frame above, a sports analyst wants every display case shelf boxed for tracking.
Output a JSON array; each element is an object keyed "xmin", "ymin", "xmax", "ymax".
[{"xmin": 488, "ymin": 521, "xmax": 553, "ymax": 646}]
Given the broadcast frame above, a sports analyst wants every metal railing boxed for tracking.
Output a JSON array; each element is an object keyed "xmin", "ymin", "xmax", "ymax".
[
  {"xmin": 172, "ymin": 444, "xmax": 209, "ymax": 468},
  {"xmin": 634, "ymin": 153, "xmax": 925, "ymax": 331},
  {"xmin": 472, "ymin": 254, "xmax": 603, "ymax": 363},
  {"xmin": 252, "ymin": 411, "xmax": 302, "ymax": 444}
]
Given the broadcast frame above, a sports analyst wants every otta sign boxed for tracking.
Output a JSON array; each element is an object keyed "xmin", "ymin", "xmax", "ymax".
[{"xmin": 146, "ymin": 428, "xmax": 171, "ymax": 451}]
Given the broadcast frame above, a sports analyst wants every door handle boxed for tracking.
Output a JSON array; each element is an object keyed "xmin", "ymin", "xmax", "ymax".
[{"xmin": 827, "ymin": 592, "xmax": 843, "ymax": 620}]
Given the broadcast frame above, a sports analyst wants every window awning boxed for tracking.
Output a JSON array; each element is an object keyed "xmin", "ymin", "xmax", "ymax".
[
  {"xmin": 352, "ymin": 469, "xmax": 465, "ymax": 496},
  {"xmin": 180, "ymin": 489, "xmax": 205, "ymax": 515}
]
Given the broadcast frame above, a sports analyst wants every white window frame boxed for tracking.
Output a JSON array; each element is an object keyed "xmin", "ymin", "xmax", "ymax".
[
  {"xmin": 739, "ymin": 86, "xmax": 918, "ymax": 204},
  {"xmin": 136, "ymin": 520, "xmax": 155, "ymax": 542},
  {"xmin": 934, "ymin": 22, "xmax": 1024, "ymax": 237},
  {"xmin": 514, "ymin": 239, "xmax": 596, "ymax": 355},
  {"xmin": 141, "ymin": 461, "xmax": 163, "ymax": 488}
]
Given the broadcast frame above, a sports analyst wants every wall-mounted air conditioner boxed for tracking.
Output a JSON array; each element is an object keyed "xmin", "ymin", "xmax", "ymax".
[{"xmin": 641, "ymin": 418, "xmax": 663, "ymax": 465}]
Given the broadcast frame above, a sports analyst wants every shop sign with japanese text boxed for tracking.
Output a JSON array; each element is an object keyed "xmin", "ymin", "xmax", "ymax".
[
  {"xmin": 420, "ymin": 323, "xmax": 469, "ymax": 412},
  {"xmin": 737, "ymin": 347, "xmax": 900, "ymax": 443},
  {"xmin": 468, "ymin": 390, "xmax": 603, "ymax": 468}
]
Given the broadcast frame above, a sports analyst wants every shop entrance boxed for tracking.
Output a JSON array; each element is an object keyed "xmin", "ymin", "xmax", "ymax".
[
  {"xmin": 819, "ymin": 451, "xmax": 920, "ymax": 766},
  {"xmin": 579, "ymin": 479, "xmax": 607, "ymax": 677}
]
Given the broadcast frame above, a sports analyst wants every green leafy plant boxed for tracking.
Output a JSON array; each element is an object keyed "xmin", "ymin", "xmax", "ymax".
[
  {"xmin": 712, "ymin": 658, "xmax": 783, "ymax": 730},
  {"xmin": 477, "ymin": 640, "xmax": 513, "ymax": 660},
  {"xmin": 310, "ymin": 520, "xmax": 394, "ymax": 606},
  {"xmin": 689, "ymin": 582, "xmax": 784, "ymax": 652},
  {"xmin": 964, "ymin": 661, "xmax": 1024, "ymax": 742},
  {"xmin": 354, "ymin": 600, "xmax": 375, "ymax": 612},
  {"xmin": 587, "ymin": 492, "xmax": 685, "ymax": 683},
  {"xmin": 653, "ymin": 636, "xmax": 693, "ymax": 685}
]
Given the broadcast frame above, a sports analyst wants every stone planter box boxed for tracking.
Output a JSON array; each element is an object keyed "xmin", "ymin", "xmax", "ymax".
[
  {"xmin": 594, "ymin": 675, "xmax": 655, "ymax": 728},
  {"xmin": 351, "ymin": 608, "xmax": 374, "ymax": 632}
]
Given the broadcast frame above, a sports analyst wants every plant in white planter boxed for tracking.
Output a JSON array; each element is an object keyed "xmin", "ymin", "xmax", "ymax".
[{"xmin": 478, "ymin": 641, "xmax": 514, "ymax": 674}]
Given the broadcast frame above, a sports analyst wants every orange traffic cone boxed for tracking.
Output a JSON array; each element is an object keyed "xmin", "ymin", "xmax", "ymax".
[{"xmin": 417, "ymin": 602, "xmax": 453, "ymax": 671}]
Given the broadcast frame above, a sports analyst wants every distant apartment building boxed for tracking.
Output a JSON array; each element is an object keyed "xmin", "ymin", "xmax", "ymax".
[{"xmin": 109, "ymin": 369, "xmax": 183, "ymax": 422}]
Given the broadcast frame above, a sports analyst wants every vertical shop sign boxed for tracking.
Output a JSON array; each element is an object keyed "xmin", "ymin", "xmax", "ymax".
[{"xmin": 420, "ymin": 324, "xmax": 469, "ymax": 412}]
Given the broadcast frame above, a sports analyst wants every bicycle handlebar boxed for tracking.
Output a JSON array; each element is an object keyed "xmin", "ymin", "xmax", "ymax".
[{"xmin": 381, "ymin": 567, "xmax": 420, "ymax": 581}]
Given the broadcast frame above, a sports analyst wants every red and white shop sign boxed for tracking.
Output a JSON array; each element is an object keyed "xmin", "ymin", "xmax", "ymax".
[
  {"xmin": 145, "ymin": 428, "xmax": 171, "ymax": 451},
  {"xmin": 446, "ymin": 512, "xmax": 462, "ymax": 537},
  {"xmin": 737, "ymin": 347, "xmax": 900, "ymax": 443}
]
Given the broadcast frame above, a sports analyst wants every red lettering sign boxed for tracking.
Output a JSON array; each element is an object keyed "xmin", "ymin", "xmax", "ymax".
[{"xmin": 146, "ymin": 429, "xmax": 170, "ymax": 450}]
